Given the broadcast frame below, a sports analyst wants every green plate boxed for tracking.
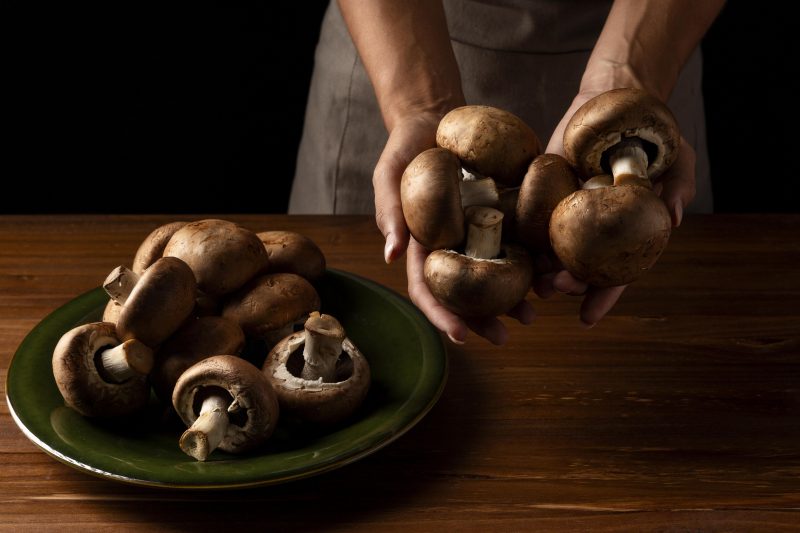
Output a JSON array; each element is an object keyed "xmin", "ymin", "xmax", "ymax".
[{"xmin": 6, "ymin": 269, "xmax": 447, "ymax": 489}]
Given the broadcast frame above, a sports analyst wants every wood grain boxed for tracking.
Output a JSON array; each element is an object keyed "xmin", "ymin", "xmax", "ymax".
[{"xmin": 1, "ymin": 214, "xmax": 799, "ymax": 531}]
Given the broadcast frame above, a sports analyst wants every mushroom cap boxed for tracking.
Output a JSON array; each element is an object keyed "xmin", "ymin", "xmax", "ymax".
[
  {"xmin": 172, "ymin": 355, "xmax": 279, "ymax": 454},
  {"xmin": 515, "ymin": 154, "xmax": 580, "ymax": 253},
  {"xmin": 132, "ymin": 221, "xmax": 188, "ymax": 275},
  {"xmin": 549, "ymin": 185, "xmax": 672, "ymax": 287},
  {"xmin": 563, "ymin": 88, "xmax": 680, "ymax": 180},
  {"xmin": 436, "ymin": 105, "xmax": 542, "ymax": 187},
  {"xmin": 263, "ymin": 331, "xmax": 370, "ymax": 426},
  {"xmin": 163, "ymin": 219, "xmax": 269, "ymax": 296},
  {"xmin": 152, "ymin": 316, "xmax": 246, "ymax": 402},
  {"xmin": 221, "ymin": 273, "xmax": 321, "ymax": 339},
  {"xmin": 497, "ymin": 186, "xmax": 520, "ymax": 239},
  {"xmin": 52, "ymin": 322, "xmax": 150, "ymax": 417},
  {"xmin": 400, "ymin": 148, "xmax": 464, "ymax": 250},
  {"xmin": 424, "ymin": 244, "xmax": 533, "ymax": 317},
  {"xmin": 116, "ymin": 256, "xmax": 197, "ymax": 347},
  {"xmin": 257, "ymin": 231, "xmax": 327, "ymax": 282}
]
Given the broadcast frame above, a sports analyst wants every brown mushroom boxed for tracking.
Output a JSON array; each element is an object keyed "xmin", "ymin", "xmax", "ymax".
[
  {"xmin": 151, "ymin": 316, "xmax": 246, "ymax": 402},
  {"xmin": 132, "ymin": 221, "xmax": 188, "ymax": 275},
  {"xmin": 400, "ymin": 148, "xmax": 464, "ymax": 251},
  {"xmin": 263, "ymin": 312, "xmax": 370, "ymax": 426},
  {"xmin": 102, "ymin": 299, "xmax": 122, "ymax": 324},
  {"xmin": 551, "ymin": 88, "xmax": 677, "ymax": 287},
  {"xmin": 424, "ymin": 206, "xmax": 533, "ymax": 317},
  {"xmin": 257, "ymin": 231, "xmax": 326, "ymax": 282},
  {"xmin": 515, "ymin": 154, "xmax": 580, "ymax": 253},
  {"xmin": 222, "ymin": 273, "xmax": 321, "ymax": 346},
  {"xmin": 549, "ymin": 185, "xmax": 671, "ymax": 287},
  {"xmin": 436, "ymin": 105, "xmax": 542, "ymax": 187},
  {"xmin": 163, "ymin": 219, "xmax": 269, "ymax": 296},
  {"xmin": 172, "ymin": 355, "xmax": 279, "ymax": 461},
  {"xmin": 52, "ymin": 322, "xmax": 152, "ymax": 417},
  {"xmin": 563, "ymin": 88, "xmax": 680, "ymax": 185},
  {"xmin": 103, "ymin": 257, "xmax": 197, "ymax": 348}
]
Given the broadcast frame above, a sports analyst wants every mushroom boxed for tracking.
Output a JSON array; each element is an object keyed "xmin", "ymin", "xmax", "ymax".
[
  {"xmin": 424, "ymin": 206, "xmax": 533, "ymax": 317},
  {"xmin": 172, "ymin": 355, "xmax": 279, "ymax": 461},
  {"xmin": 257, "ymin": 231, "xmax": 326, "ymax": 282},
  {"xmin": 52, "ymin": 322, "xmax": 152, "ymax": 417},
  {"xmin": 102, "ymin": 299, "xmax": 122, "ymax": 324},
  {"xmin": 163, "ymin": 219, "xmax": 269, "ymax": 296},
  {"xmin": 103, "ymin": 257, "xmax": 197, "ymax": 348},
  {"xmin": 550, "ymin": 88, "xmax": 678, "ymax": 287},
  {"xmin": 263, "ymin": 312, "xmax": 370, "ymax": 426},
  {"xmin": 549, "ymin": 184, "xmax": 671, "ymax": 287},
  {"xmin": 563, "ymin": 88, "xmax": 680, "ymax": 185},
  {"xmin": 222, "ymin": 273, "xmax": 321, "ymax": 346},
  {"xmin": 400, "ymin": 148, "xmax": 464, "ymax": 251},
  {"xmin": 132, "ymin": 221, "xmax": 188, "ymax": 275},
  {"xmin": 515, "ymin": 154, "xmax": 580, "ymax": 253},
  {"xmin": 151, "ymin": 316, "xmax": 246, "ymax": 402},
  {"xmin": 436, "ymin": 105, "xmax": 542, "ymax": 187}
]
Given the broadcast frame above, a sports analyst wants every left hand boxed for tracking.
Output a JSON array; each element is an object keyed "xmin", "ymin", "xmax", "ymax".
[{"xmin": 538, "ymin": 90, "xmax": 697, "ymax": 327}]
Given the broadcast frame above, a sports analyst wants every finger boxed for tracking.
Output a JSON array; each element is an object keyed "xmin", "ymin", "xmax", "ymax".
[
  {"xmin": 373, "ymin": 147, "xmax": 411, "ymax": 263},
  {"xmin": 464, "ymin": 316, "xmax": 509, "ymax": 346},
  {"xmin": 532, "ymin": 271, "xmax": 558, "ymax": 299},
  {"xmin": 506, "ymin": 299, "xmax": 535, "ymax": 325},
  {"xmin": 657, "ymin": 138, "xmax": 696, "ymax": 227},
  {"xmin": 406, "ymin": 238, "xmax": 468, "ymax": 344},
  {"xmin": 579, "ymin": 285, "xmax": 627, "ymax": 327},
  {"xmin": 553, "ymin": 270, "xmax": 589, "ymax": 296}
]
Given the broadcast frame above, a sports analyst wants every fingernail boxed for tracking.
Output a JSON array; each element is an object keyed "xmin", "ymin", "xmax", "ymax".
[
  {"xmin": 580, "ymin": 319, "xmax": 596, "ymax": 330},
  {"xmin": 674, "ymin": 201, "xmax": 683, "ymax": 227},
  {"xmin": 447, "ymin": 332, "xmax": 465, "ymax": 345},
  {"xmin": 383, "ymin": 233, "xmax": 395, "ymax": 264}
]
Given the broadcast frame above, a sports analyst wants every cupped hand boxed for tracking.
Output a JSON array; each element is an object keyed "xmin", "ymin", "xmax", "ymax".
[
  {"xmin": 540, "ymin": 90, "xmax": 697, "ymax": 327},
  {"xmin": 373, "ymin": 112, "xmax": 535, "ymax": 344}
]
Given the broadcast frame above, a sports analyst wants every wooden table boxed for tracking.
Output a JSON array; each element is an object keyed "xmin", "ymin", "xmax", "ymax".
[{"xmin": 1, "ymin": 214, "xmax": 799, "ymax": 531}]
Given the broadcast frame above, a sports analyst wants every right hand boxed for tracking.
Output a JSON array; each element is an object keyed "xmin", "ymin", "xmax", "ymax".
[{"xmin": 373, "ymin": 112, "xmax": 535, "ymax": 345}]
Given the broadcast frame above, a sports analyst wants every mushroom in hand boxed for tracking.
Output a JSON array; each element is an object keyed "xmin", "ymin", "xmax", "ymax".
[
  {"xmin": 436, "ymin": 105, "xmax": 541, "ymax": 187},
  {"xmin": 263, "ymin": 312, "xmax": 370, "ymax": 426},
  {"xmin": 172, "ymin": 355, "xmax": 279, "ymax": 461},
  {"xmin": 551, "ymin": 88, "xmax": 677, "ymax": 287},
  {"xmin": 52, "ymin": 322, "xmax": 152, "ymax": 417},
  {"xmin": 424, "ymin": 206, "xmax": 533, "ymax": 318}
]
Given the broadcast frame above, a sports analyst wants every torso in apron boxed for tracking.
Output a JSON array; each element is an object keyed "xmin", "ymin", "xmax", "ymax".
[{"xmin": 290, "ymin": 0, "xmax": 712, "ymax": 214}]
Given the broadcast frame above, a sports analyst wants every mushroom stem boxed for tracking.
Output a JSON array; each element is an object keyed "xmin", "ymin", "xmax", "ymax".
[
  {"xmin": 464, "ymin": 206, "xmax": 504, "ymax": 259},
  {"xmin": 582, "ymin": 174, "xmax": 614, "ymax": 190},
  {"xmin": 99, "ymin": 339, "xmax": 154, "ymax": 383},
  {"xmin": 459, "ymin": 176, "xmax": 499, "ymax": 208},
  {"xmin": 300, "ymin": 312, "xmax": 345, "ymax": 383},
  {"xmin": 103, "ymin": 266, "xmax": 140, "ymax": 305},
  {"xmin": 179, "ymin": 393, "xmax": 231, "ymax": 462},
  {"xmin": 609, "ymin": 138, "xmax": 650, "ymax": 186}
]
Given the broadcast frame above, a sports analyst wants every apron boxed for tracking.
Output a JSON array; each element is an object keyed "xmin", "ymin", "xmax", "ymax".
[{"xmin": 290, "ymin": 0, "xmax": 712, "ymax": 214}]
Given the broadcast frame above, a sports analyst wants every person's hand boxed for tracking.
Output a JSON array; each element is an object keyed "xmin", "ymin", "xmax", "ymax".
[
  {"xmin": 540, "ymin": 90, "xmax": 697, "ymax": 327},
  {"xmin": 373, "ymin": 112, "xmax": 535, "ymax": 344}
]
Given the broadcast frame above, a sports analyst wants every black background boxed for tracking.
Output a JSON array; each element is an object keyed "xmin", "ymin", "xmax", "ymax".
[{"xmin": 2, "ymin": 2, "xmax": 797, "ymax": 214}]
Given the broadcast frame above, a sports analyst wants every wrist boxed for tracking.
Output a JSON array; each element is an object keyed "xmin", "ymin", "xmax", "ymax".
[
  {"xmin": 579, "ymin": 59, "xmax": 671, "ymax": 102},
  {"xmin": 383, "ymin": 93, "xmax": 465, "ymax": 133}
]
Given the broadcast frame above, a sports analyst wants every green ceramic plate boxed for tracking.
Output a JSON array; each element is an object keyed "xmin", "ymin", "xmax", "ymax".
[{"xmin": 6, "ymin": 269, "xmax": 447, "ymax": 489}]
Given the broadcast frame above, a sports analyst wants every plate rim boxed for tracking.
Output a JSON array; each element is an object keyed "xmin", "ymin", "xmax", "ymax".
[{"xmin": 5, "ymin": 268, "xmax": 448, "ymax": 490}]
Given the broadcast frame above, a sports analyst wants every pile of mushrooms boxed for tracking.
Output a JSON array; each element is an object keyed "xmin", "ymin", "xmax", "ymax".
[
  {"xmin": 550, "ymin": 88, "xmax": 677, "ymax": 287},
  {"xmin": 52, "ymin": 218, "xmax": 371, "ymax": 462}
]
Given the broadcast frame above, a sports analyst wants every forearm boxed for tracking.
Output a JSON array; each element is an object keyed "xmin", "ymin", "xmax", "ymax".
[
  {"xmin": 337, "ymin": 0, "xmax": 464, "ymax": 131},
  {"xmin": 581, "ymin": 0, "xmax": 725, "ymax": 101}
]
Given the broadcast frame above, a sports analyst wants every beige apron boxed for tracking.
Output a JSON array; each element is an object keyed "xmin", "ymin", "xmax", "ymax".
[{"xmin": 290, "ymin": 0, "xmax": 712, "ymax": 214}]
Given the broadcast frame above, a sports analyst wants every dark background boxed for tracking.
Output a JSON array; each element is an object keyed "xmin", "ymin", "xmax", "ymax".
[{"xmin": 2, "ymin": 2, "xmax": 796, "ymax": 214}]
